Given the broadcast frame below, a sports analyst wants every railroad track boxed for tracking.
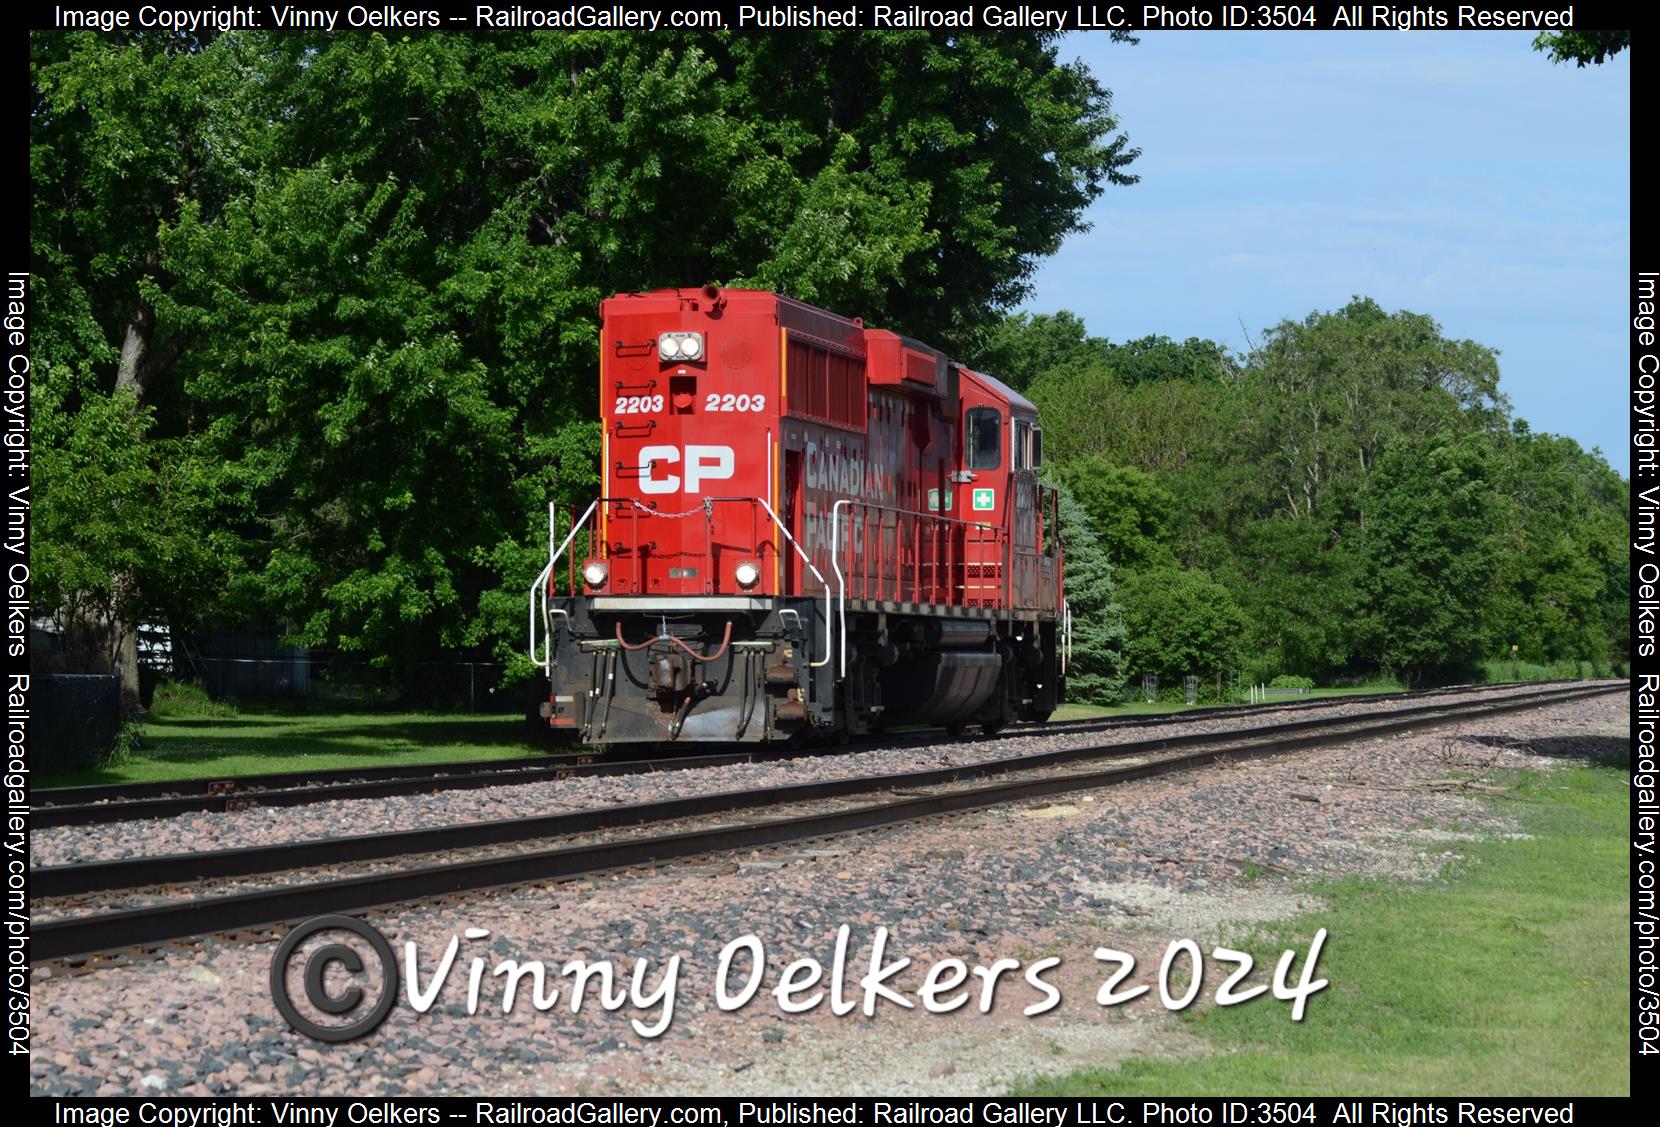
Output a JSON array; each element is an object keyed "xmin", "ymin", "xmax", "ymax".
[
  {"xmin": 33, "ymin": 746, "xmax": 791, "ymax": 829},
  {"xmin": 32, "ymin": 680, "xmax": 1617, "ymax": 962},
  {"xmin": 33, "ymin": 678, "xmax": 1594, "ymax": 827}
]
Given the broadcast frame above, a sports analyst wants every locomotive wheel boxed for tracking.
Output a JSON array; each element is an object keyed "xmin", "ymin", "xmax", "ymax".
[{"xmin": 979, "ymin": 685, "xmax": 1015, "ymax": 737}]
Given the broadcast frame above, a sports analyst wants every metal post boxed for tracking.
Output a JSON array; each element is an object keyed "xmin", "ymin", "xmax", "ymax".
[
  {"xmin": 862, "ymin": 507, "xmax": 870, "ymax": 600},
  {"xmin": 911, "ymin": 517, "xmax": 920, "ymax": 604},
  {"xmin": 952, "ymin": 517, "xmax": 961, "ymax": 605}
]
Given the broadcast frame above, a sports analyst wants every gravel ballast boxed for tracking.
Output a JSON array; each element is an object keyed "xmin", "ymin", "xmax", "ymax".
[
  {"xmin": 31, "ymin": 683, "xmax": 1598, "ymax": 868},
  {"xmin": 25, "ymin": 691, "xmax": 1626, "ymax": 1096}
]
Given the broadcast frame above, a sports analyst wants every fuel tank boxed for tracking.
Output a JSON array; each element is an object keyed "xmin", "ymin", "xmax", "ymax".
[{"xmin": 877, "ymin": 650, "xmax": 1003, "ymax": 727}]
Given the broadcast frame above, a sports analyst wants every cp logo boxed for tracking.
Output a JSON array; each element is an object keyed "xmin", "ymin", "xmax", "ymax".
[
  {"xmin": 637, "ymin": 444, "xmax": 735, "ymax": 495},
  {"xmin": 269, "ymin": 916, "xmax": 398, "ymax": 1042}
]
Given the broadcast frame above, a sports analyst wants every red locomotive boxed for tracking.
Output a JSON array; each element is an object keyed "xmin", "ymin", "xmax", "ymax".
[{"xmin": 530, "ymin": 287, "xmax": 1070, "ymax": 744}]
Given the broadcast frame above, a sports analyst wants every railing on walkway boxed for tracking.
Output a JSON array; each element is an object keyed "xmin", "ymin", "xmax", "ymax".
[{"xmin": 529, "ymin": 497, "xmax": 832, "ymax": 674}]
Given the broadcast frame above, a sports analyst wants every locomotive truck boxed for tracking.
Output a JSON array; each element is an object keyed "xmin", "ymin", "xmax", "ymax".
[{"xmin": 529, "ymin": 287, "xmax": 1070, "ymax": 744}]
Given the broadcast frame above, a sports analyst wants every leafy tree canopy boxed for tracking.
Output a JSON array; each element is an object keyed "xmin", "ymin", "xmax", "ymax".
[
  {"xmin": 1221, "ymin": 514, "xmax": 1365, "ymax": 681},
  {"xmin": 1485, "ymin": 426, "xmax": 1629, "ymax": 664},
  {"xmin": 1533, "ymin": 31, "xmax": 1629, "ymax": 67},
  {"xmin": 31, "ymin": 29, "xmax": 1139, "ymax": 674},
  {"xmin": 1234, "ymin": 296, "xmax": 1506, "ymax": 522},
  {"xmin": 1118, "ymin": 565, "xmax": 1247, "ymax": 684},
  {"xmin": 1029, "ymin": 364, "xmax": 1225, "ymax": 474},
  {"xmin": 1358, "ymin": 436, "xmax": 1506, "ymax": 683},
  {"xmin": 1103, "ymin": 334, "xmax": 1231, "ymax": 386},
  {"xmin": 971, "ymin": 309, "xmax": 1228, "ymax": 392},
  {"xmin": 972, "ymin": 310, "xmax": 1100, "ymax": 391},
  {"xmin": 30, "ymin": 385, "xmax": 237, "ymax": 670},
  {"xmin": 1052, "ymin": 455, "xmax": 1178, "ymax": 572}
]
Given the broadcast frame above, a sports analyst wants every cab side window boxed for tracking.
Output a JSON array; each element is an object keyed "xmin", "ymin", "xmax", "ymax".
[
  {"xmin": 1014, "ymin": 419, "xmax": 1032, "ymax": 470},
  {"xmin": 967, "ymin": 406, "xmax": 1001, "ymax": 470}
]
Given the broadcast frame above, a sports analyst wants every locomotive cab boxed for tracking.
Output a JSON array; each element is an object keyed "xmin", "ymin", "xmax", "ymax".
[{"xmin": 530, "ymin": 289, "xmax": 1067, "ymax": 747}]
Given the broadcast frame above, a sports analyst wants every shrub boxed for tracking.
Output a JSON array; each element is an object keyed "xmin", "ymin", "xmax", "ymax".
[
  {"xmin": 98, "ymin": 719, "xmax": 144, "ymax": 768},
  {"xmin": 1119, "ymin": 566, "xmax": 1247, "ymax": 685},
  {"xmin": 148, "ymin": 680, "xmax": 239, "ymax": 719}
]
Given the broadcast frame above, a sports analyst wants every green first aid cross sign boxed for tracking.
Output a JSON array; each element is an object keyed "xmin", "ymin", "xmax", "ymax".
[{"xmin": 972, "ymin": 487, "xmax": 995, "ymax": 511}]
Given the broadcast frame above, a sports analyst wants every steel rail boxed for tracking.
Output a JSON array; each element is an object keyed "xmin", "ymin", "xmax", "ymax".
[
  {"xmin": 32, "ymin": 682, "xmax": 1617, "ymax": 961},
  {"xmin": 34, "ymin": 681, "xmax": 1608, "ymax": 898},
  {"xmin": 34, "ymin": 679, "xmax": 1599, "ymax": 827},
  {"xmin": 41, "ymin": 753, "xmax": 592, "ymax": 806},
  {"xmin": 34, "ymin": 748, "xmax": 782, "ymax": 828}
]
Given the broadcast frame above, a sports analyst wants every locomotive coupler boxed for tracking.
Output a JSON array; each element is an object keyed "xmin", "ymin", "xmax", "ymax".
[{"xmin": 651, "ymin": 651, "xmax": 694, "ymax": 695}]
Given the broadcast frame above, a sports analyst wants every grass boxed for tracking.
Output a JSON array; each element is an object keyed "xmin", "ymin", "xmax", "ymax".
[
  {"xmin": 40, "ymin": 706, "xmax": 545, "ymax": 788},
  {"xmin": 1014, "ymin": 750, "xmax": 1630, "ymax": 1096},
  {"xmin": 1052, "ymin": 682, "xmax": 1407, "ymax": 722},
  {"xmin": 1479, "ymin": 658, "xmax": 1616, "ymax": 683},
  {"xmin": 44, "ymin": 674, "xmax": 1598, "ymax": 789}
]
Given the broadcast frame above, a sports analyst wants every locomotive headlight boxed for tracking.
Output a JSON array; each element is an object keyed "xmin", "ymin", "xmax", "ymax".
[
  {"xmin": 734, "ymin": 561, "xmax": 761, "ymax": 589},
  {"xmin": 582, "ymin": 561, "xmax": 609, "ymax": 588},
  {"xmin": 658, "ymin": 332, "xmax": 704, "ymax": 362}
]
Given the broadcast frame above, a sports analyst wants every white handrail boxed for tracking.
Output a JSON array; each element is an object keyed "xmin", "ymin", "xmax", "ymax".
[
  {"xmin": 530, "ymin": 496, "xmax": 833, "ymax": 674},
  {"xmin": 528, "ymin": 500, "xmax": 599, "ymax": 673},
  {"xmin": 754, "ymin": 497, "xmax": 833, "ymax": 670},
  {"xmin": 830, "ymin": 498, "xmax": 1000, "ymax": 678},
  {"xmin": 529, "ymin": 560, "xmax": 553, "ymax": 672},
  {"xmin": 830, "ymin": 499, "xmax": 851, "ymax": 678}
]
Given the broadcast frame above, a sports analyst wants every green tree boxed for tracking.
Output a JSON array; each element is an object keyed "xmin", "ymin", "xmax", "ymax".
[
  {"xmin": 1100, "ymin": 334, "xmax": 1230, "ymax": 386},
  {"xmin": 1359, "ymin": 437, "xmax": 1506, "ymax": 683},
  {"xmin": 716, "ymin": 33, "xmax": 1140, "ymax": 349},
  {"xmin": 30, "ymin": 384, "xmax": 235, "ymax": 679},
  {"xmin": 1029, "ymin": 292, "xmax": 1629, "ymax": 687},
  {"xmin": 971, "ymin": 310, "xmax": 1102, "ymax": 391},
  {"xmin": 1486, "ymin": 426, "xmax": 1628, "ymax": 665},
  {"xmin": 31, "ymin": 30, "xmax": 271, "ymax": 697},
  {"xmin": 1030, "ymin": 364, "xmax": 1224, "ymax": 474},
  {"xmin": 33, "ymin": 30, "xmax": 1140, "ymax": 681},
  {"xmin": 1118, "ymin": 566, "xmax": 1247, "ymax": 686},
  {"xmin": 1053, "ymin": 483, "xmax": 1126, "ymax": 705},
  {"xmin": 1533, "ymin": 31, "xmax": 1629, "ymax": 67},
  {"xmin": 1224, "ymin": 515, "xmax": 1365, "ymax": 680},
  {"xmin": 157, "ymin": 168, "xmax": 527, "ymax": 667},
  {"xmin": 1235, "ymin": 297, "xmax": 1505, "ymax": 522},
  {"xmin": 1052, "ymin": 455, "xmax": 1178, "ymax": 571}
]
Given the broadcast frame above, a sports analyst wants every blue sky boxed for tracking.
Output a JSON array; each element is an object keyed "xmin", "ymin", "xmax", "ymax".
[{"xmin": 1022, "ymin": 31, "xmax": 1631, "ymax": 473}]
